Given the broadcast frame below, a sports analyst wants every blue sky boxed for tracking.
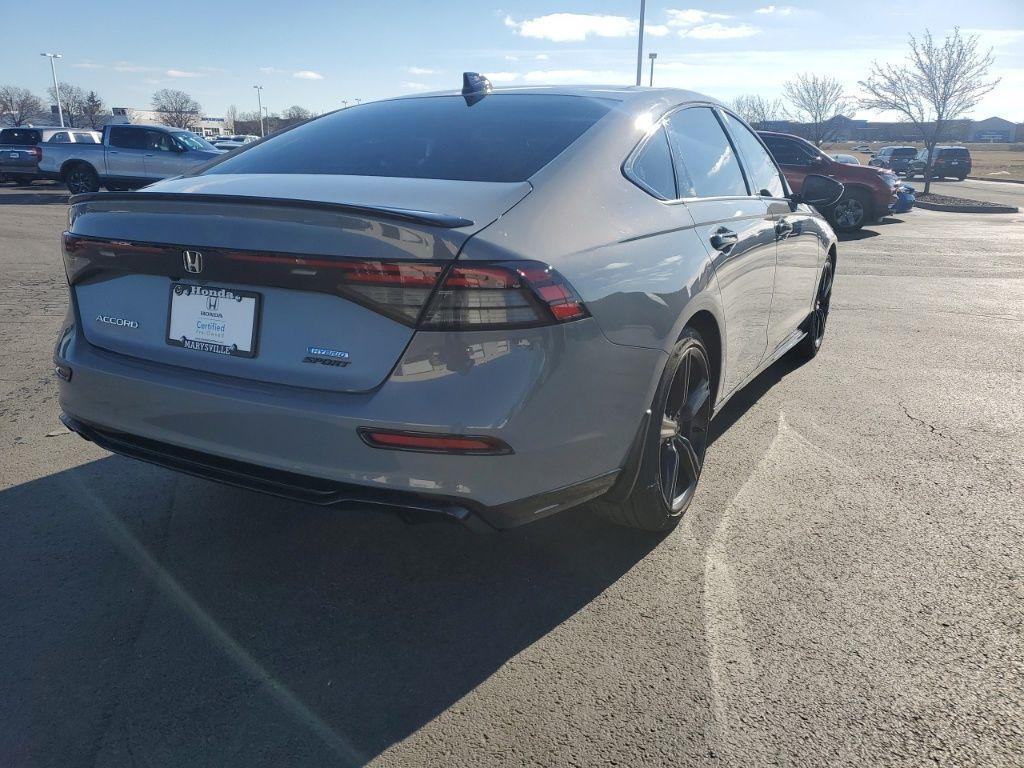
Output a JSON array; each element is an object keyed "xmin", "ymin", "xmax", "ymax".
[{"xmin": 3, "ymin": 0, "xmax": 1022, "ymax": 120}]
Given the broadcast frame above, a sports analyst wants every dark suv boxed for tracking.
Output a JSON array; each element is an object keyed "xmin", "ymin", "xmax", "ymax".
[
  {"xmin": 907, "ymin": 146, "xmax": 972, "ymax": 181},
  {"xmin": 868, "ymin": 146, "xmax": 918, "ymax": 175},
  {"xmin": 759, "ymin": 131, "xmax": 898, "ymax": 232}
]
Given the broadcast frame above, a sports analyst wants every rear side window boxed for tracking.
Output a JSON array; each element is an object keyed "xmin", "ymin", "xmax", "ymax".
[
  {"xmin": 108, "ymin": 127, "xmax": 147, "ymax": 150},
  {"xmin": 49, "ymin": 132, "xmax": 71, "ymax": 143},
  {"xmin": 720, "ymin": 111, "xmax": 784, "ymax": 198},
  {"xmin": 628, "ymin": 127, "xmax": 676, "ymax": 199},
  {"xmin": 1, "ymin": 129, "xmax": 41, "ymax": 146},
  {"xmin": 761, "ymin": 135, "xmax": 816, "ymax": 167},
  {"xmin": 74, "ymin": 132, "xmax": 98, "ymax": 143},
  {"xmin": 665, "ymin": 107, "xmax": 748, "ymax": 198},
  {"xmin": 205, "ymin": 94, "xmax": 613, "ymax": 183}
]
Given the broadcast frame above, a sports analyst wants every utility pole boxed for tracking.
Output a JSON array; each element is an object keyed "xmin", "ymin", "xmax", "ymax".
[
  {"xmin": 41, "ymin": 53, "xmax": 64, "ymax": 127},
  {"xmin": 253, "ymin": 85, "xmax": 265, "ymax": 137},
  {"xmin": 649, "ymin": 52, "xmax": 658, "ymax": 87},
  {"xmin": 635, "ymin": 0, "xmax": 646, "ymax": 87}
]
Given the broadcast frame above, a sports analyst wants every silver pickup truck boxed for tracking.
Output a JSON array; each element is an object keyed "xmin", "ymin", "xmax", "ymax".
[
  {"xmin": 1, "ymin": 126, "xmax": 100, "ymax": 185},
  {"xmin": 38, "ymin": 124, "xmax": 222, "ymax": 193}
]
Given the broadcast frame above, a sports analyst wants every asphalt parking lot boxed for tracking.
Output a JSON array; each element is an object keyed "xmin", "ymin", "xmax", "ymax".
[
  {"xmin": 927, "ymin": 178, "xmax": 1024, "ymax": 209},
  {"xmin": 1, "ymin": 184, "xmax": 1022, "ymax": 767}
]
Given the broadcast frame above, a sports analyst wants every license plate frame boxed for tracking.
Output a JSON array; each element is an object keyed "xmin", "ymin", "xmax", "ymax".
[{"xmin": 166, "ymin": 282, "xmax": 261, "ymax": 358}]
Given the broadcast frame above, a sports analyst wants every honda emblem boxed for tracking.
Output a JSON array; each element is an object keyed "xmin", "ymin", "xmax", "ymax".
[{"xmin": 183, "ymin": 250, "xmax": 203, "ymax": 274}]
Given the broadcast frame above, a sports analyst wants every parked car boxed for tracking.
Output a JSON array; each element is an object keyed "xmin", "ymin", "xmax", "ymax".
[
  {"xmin": 759, "ymin": 130, "xmax": 897, "ymax": 232},
  {"xmin": 0, "ymin": 126, "xmax": 100, "ymax": 185},
  {"xmin": 55, "ymin": 79, "xmax": 842, "ymax": 533},
  {"xmin": 906, "ymin": 146, "xmax": 972, "ymax": 181},
  {"xmin": 38, "ymin": 124, "xmax": 222, "ymax": 193},
  {"xmin": 830, "ymin": 153, "xmax": 860, "ymax": 165},
  {"xmin": 213, "ymin": 134, "xmax": 259, "ymax": 151},
  {"xmin": 868, "ymin": 146, "xmax": 919, "ymax": 175},
  {"xmin": 893, "ymin": 183, "xmax": 916, "ymax": 214},
  {"xmin": 852, "ymin": 144, "xmax": 871, "ymax": 152}
]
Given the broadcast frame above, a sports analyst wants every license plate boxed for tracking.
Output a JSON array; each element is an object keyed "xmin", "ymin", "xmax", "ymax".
[{"xmin": 166, "ymin": 283, "xmax": 260, "ymax": 358}]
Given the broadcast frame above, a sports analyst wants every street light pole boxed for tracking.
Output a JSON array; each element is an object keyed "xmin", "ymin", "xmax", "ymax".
[
  {"xmin": 253, "ymin": 85, "xmax": 264, "ymax": 137},
  {"xmin": 41, "ymin": 53, "xmax": 64, "ymax": 127},
  {"xmin": 635, "ymin": 0, "xmax": 646, "ymax": 87},
  {"xmin": 648, "ymin": 52, "xmax": 658, "ymax": 87}
]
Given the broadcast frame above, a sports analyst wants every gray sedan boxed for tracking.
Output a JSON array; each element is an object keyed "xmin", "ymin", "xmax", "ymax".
[{"xmin": 55, "ymin": 77, "xmax": 841, "ymax": 532}]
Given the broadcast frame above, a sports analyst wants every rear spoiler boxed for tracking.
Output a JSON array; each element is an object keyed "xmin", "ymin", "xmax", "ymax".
[{"xmin": 68, "ymin": 191, "xmax": 475, "ymax": 229}]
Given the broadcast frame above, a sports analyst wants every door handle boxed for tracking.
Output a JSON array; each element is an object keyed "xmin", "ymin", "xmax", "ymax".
[{"xmin": 709, "ymin": 227, "xmax": 738, "ymax": 252}]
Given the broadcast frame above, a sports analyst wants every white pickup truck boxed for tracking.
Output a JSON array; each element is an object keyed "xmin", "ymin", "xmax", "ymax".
[{"xmin": 38, "ymin": 124, "xmax": 222, "ymax": 193}]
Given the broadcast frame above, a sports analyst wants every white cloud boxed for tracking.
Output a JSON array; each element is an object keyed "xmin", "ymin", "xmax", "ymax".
[
  {"xmin": 166, "ymin": 69, "xmax": 202, "ymax": 78},
  {"xmin": 665, "ymin": 9, "xmax": 730, "ymax": 27},
  {"xmin": 259, "ymin": 66, "xmax": 283, "ymax": 74},
  {"xmin": 961, "ymin": 28, "xmax": 1024, "ymax": 48},
  {"xmin": 293, "ymin": 70, "xmax": 324, "ymax": 80},
  {"xmin": 486, "ymin": 72, "xmax": 520, "ymax": 83},
  {"xmin": 114, "ymin": 62, "xmax": 147, "ymax": 73},
  {"xmin": 755, "ymin": 5, "xmax": 793, "ymax": 14},
  {"xmin": 505, "ymin": 13, "xmax": 637, "ymax": 42},
  {"xmin": 504, "ymin": 55, "xmax": 519, "ymax": 62},
  {"xmin": 401, "ymin": 81, "xmax": 432, "ymax": 91},
  {"xmin": 647, "ymin": 24, "xmax": 670, "ymax": 37},
  {"xmin": 679, "ymin": 23, "xmax": 760, "ymax": 39},
  {"xmin": 523, "ymin": 68, "xmax": 632, "ymax": 84},
  {"xmin": 74, "ymin": 61, "xmax": 104, "ymax": 69},
  {"xmin": 406, "ymin": 66, "xmax": 435, "ymax": 75},
  {"xmin": 535, "ymin": 53, "xmax": 549, "ymax": 60}
]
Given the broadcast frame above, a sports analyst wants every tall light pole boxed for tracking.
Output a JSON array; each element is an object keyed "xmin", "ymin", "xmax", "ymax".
[
  {"xmin": 41, "ymin": 53, "xmax": 64, "ymax": 127},
  {"xmin": 253, "ymin": 84, "xmax": 265, "ymax": 137},
  {"xmin": 634, "ymin": 0, "xmax": 646, "ymax": 86},
  {"xmin": 648, "ymin": 52, "xmax": 658, "ymax": 87}
]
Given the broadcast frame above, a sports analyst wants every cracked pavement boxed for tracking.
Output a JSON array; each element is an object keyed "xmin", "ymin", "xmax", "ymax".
[{"xmin": 1, "ymin": 185, "xmax": 1022, "ymax": 767}]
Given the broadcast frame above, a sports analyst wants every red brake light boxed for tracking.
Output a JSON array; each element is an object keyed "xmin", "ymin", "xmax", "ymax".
[
  {"xmin": 419, "ymin": 261, "xmax": 589, "ymax": 330},
  {"xmin": 30, "ymin": 146, "xmax": 42, "ymax": 162},
  {"xmin": 359, "ymin": 428, "xmax": 512, "ymax": 455}
]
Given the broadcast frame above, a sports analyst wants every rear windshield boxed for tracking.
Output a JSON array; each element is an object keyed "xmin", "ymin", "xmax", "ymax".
[
  {"xmin": 204, "ymin": 94, "xmax": 614, "ymax": 183},
  {"xmin": 940, "ymin": 147, "xmax": 970, "ymax": 158},
  {"xmin": 892, "ymin": 148, "xmax": 917, "ymax": 157},
  {"xmin": 1, "ymin": 129, "xmax": 42, "ymax": 146}
]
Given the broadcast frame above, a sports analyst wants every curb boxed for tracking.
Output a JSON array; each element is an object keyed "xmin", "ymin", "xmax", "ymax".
[
  {"xmin": 915, "ymin": 200, "xmax": 1019, "ymax": 214},
  {"xmin": 967, "ymin": 176, "xmax": 1024, "ymax": 185}
]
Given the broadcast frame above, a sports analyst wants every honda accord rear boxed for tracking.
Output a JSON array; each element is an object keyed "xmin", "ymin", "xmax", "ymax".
[{"xmin": 54, "ymin": 85, "xmax": 670, "ymax": 530}]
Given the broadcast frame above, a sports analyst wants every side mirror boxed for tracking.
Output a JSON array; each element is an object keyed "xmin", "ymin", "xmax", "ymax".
[{"xmin": 796, "ymin": 174, "xmax": 844, "ymax": 207}]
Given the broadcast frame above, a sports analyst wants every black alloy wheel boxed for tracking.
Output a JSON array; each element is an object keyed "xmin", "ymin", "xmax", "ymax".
[
  {"xmin": 658, "ymin": 342, "xmax": 713, "ymax": 513},
  {"xmin": 801, "ymin": 260, "xmax": 833, "ymax": 359},
  {"xmin": 65, "ymin": 164, "xmax": 98, "ymax": 195}
]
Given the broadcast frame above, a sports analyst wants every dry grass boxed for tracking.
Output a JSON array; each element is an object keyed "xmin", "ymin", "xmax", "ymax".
[{"xmin": 831, "ymin": 141, "xmax": 1024, "ymax": 181}]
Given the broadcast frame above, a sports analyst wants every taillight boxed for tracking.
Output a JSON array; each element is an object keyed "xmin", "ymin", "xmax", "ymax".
[
  {"xmin": 359, "ymin": 428, "xmax": 512, "ymax": 455},
  {"xmin": 29, "ymin": 146, "xmax": 42, "ymax": 162},
  {"xmin": 419, "ymin": 261, "xmax": 589, "ymax": 330}
]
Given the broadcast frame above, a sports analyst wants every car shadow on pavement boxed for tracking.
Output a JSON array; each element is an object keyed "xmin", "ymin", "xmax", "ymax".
[
  {"xmin": 837, "ymin": 228, "xmax": 881, "ymax": 242},
  {"xmin": 0, "ymin": 456, "xmax": 662, "ymax": 766},
  {"xmin": 708, "ymin": 348, "xmax": 804, "ymax": 446}
]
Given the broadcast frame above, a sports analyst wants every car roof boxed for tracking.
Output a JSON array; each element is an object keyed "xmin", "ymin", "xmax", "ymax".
[{"xmin": 389, "ymin": 84, "xmax": 723, "ymax": 112}]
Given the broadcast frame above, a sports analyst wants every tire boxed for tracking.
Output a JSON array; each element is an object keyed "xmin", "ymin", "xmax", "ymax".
[
  {"xmin": 829, "ymin": 188, "xmax": 870, "ymax": 232},
  {"xmin": 64, "ymin": 163, "xmax": 99, "ymax": 194},
  {"xmin": 799, "ymin": 259, "xmax": 834, "ymax": 360},
  {"xmin": 592, "ymin": 328, "xmax": 714, "ymax": 532},
  {"xmin": 957, "ymin": 175, "xmax": 966, "ymax": 182}
]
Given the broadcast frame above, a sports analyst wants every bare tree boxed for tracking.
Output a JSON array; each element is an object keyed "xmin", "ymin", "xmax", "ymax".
[
  {"xmin": 48, "ymin": 83, "xmax": 89, "ymax": 127},
  {"xmin": 732, "ymin": 94, "xmax": 785, "ymax": 128},
  {"xmin": 782, "ymin": 73, "xmax": 852, "ymax": 146},
  {"xmin": 82, "ymin": 90, "xmax": 106, "ymax": 129},
  {"xmin": 225, "ymin": 104, "xmax": 239, "ymax": 133},
  {"xmin": 859, "ymin": 27, "xmax": 998, "ymax": 194},
  {"xmin": 0, "ymin": 86, "xmax": 46, "ymax": 126},
  {"xmin": 151, "ymin": 88, "xmax": 202, "ymax": 129}
]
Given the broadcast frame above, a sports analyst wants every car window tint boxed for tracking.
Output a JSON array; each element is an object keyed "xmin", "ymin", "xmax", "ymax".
[
  {"xmin": 74, "ymin": 133, "xmax": 98, "ymax": 143},
  {"xmin": 108, "ymin": 127, "xmax": 146, "ymax": 150},
  {"xmin": 665, "ymin": 108, "xmax": 748, "ymax": 198},
  {"xmin": 49, "ymin": 132, "xmax": 70, "ymax": 143},
  {"xmin": 205, "ymin": 94, "xmax": 613, "ymax": 182},
  {"xmin": 629, "ymin": 127, "xmax": 676, "ymax": 199},
  {"xmin": 760, "ymin": 135, "xmax": 815, "ymax": 166},
  {"xmin": 720, "ymin": 111, "xmax": 783, "ymax": 198},
  {"xmin": 144, "ymin": 130, "xmax": 174, "ymax": 151},
  {"xmin": 1, "ymin": 129, "xmax": 41, "ymax": 146}
]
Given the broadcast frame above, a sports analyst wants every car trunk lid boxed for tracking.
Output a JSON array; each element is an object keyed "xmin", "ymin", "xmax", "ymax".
[{"xmin": 65, "ymin": 175, "xmax": 531, "ymax": 392}]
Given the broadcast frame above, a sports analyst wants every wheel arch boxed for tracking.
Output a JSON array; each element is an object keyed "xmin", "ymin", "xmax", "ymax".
[
  {"xmin": 60, "ymin": 159, "xmax": 96, "ymax": 178},
  {"xmin": 681, "ymin": 308, "xmax": 723, "ymax": 409}
]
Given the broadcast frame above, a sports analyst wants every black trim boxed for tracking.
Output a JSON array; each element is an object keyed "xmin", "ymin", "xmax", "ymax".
[
  {"xmin": 68, "ymin": 191, "xmax": 476, "ymax": 229},
  {"xmin": 59, "ymin": 412, "xmax": 619, "ymax": 531}
]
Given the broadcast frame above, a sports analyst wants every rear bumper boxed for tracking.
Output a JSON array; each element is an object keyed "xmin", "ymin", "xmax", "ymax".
[{"xmin": 54, "ymin": 317, "xmax": 664, "ymax": 529}]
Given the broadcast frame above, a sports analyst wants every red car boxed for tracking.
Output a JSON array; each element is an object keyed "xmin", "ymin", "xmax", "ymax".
[{"xmin": 758, "ymin": 131, "xmax": 898, "ymax": 232}]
